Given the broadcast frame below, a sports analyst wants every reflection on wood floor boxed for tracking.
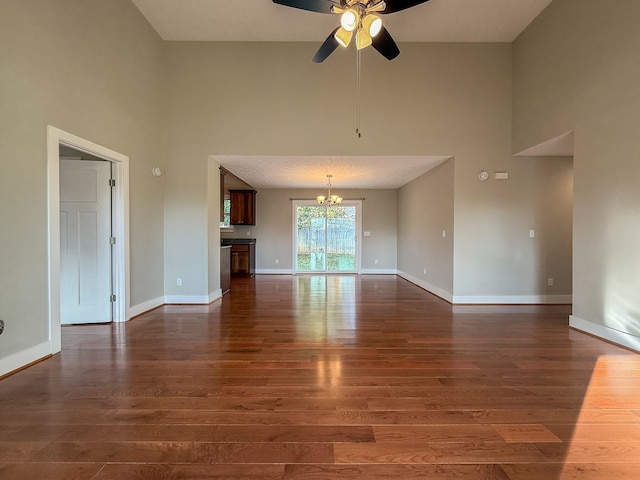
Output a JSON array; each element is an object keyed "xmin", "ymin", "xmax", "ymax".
[{"xmin": 1, "ymin": 275, "xmax": 639, "ymax": 479}]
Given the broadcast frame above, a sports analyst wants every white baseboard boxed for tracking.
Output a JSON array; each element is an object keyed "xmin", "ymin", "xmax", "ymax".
[
  {"xmin": 129, "ymin": 296, "xmax": 165, "ymax": 318},
  {"xmin": 397, "ymin": 271, "xmax": 453, "ymax": 303},
  {"xmin": 256, "ymin": 269, "xmax": 294, "ymax": 274},
  {"xmin": 360, "ymin": 269, "xmax": 398, "ymax": 275},
  {"xmin": 208, "ymin": 289, "xmax": 222, "ymax": 303},
  {"xmin": 256, "ymin": 269, "xmax": 397, "ymax": 275},
  {"xmin": 570, "ymin": 315, "xmax": 640, "ymax": 352},
  {"xmin": 129, "ymin": 291, "xmax": 223, "ymax": 317},
  {"xmin": 453, "ymin": 294, "xmax": 573, "ymax": 305},
  {"xmin": 0, "ymin": 341, "xmax": 52, "ymax": 378},
  {"xmin": 164, "ymin": 294, "xmax": 211, "ymax": 305}
]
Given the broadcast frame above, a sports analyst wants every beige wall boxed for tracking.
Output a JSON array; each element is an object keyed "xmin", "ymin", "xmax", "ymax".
[
  {"xmin": 223, "ymin": 189, "xmax": 397, "ymax": 273},
  {"xmin": 398, "ymin": 159, "xmax": 454, "ymax": 299},
  {"xmin": 513, "ymin": 0, "xmax": 640, "ymax": 344},
  {"xmin": 0, "ymin": 0, "xmax": 165, "ymax": 366},
  {"xmin": 452, "ymin": 154, "xmax": 573, "ymax": 301},
  {"xmin": 165, "ymin": 40, "xmax": 571, "ymax": 303},
  {"xmin": 163, "ymin": 41, "xmax": 519, "ymax": 298}
]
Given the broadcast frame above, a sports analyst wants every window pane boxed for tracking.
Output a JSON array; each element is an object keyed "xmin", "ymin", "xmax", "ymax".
[
  {"xmin": 296, "ymin": 206, "xmax": 326, "ymax": 272},
  {"xmin": 327, "ymin": 206, "xmax": 356, "ymax": 272}
]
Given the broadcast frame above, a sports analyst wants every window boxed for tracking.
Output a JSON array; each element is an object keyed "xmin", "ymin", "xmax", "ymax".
[
  {"xmin": 293, "ymin": 200, "xmax": 361, "ymax": 273},
  {"xmin": 220, "ymin": 198, "xmax": 232, "ymax": 230}
]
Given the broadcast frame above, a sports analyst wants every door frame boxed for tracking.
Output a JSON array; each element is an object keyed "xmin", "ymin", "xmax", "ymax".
[
  {"xmin": 47, "ymin": 126, "xmax": 130, "ymax": 354},
  {"xmin": 292, "ymin": 200, "xmax": 362, "ymax": 274}
]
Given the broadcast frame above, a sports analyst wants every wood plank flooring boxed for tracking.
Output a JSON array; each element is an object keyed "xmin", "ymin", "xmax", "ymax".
[{"xmin": 1, "ymin": 275, "xmax": 639, "ymax": 479}]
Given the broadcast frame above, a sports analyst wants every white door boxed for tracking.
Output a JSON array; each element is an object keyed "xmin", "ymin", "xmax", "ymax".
[{"xmin": 60, "ymin": 159, "xmax": 112, "ymax": 324}]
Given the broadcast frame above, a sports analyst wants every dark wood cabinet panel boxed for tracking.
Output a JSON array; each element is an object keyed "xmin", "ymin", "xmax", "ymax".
[
  {"xmin": 231, "ymin": 243, "xmax": 255, "ymax": 276},
  {"xmin": 230, "ymin": 190, "xmax": 256, "ymax": 225}
]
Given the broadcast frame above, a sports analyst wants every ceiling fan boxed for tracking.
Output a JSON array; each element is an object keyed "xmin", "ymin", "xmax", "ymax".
[{"xmin": 272, "ymin": 0, "xmax": 431, "ymax": 63}]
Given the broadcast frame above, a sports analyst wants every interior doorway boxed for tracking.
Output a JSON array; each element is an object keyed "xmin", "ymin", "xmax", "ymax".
[
  {"xmin": 47, "ymin": 126, "xmax": 130, "ymax": 354},
  {"xmin": 59, "ymin": 157, "xmax": 113, "ymax": 324},
  {"xmin": 293, "ymin": 200, "xmax": 362, "ymax": 274}
]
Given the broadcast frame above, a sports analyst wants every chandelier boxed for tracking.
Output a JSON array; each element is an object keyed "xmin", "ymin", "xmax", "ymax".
[{"xmin": 317, "ymin": 175, "xmax": 343, "ymax": 206}]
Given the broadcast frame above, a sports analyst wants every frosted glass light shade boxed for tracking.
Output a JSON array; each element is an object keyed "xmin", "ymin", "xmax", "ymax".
[
  {"xmin": 340, "ymin": 10, "xmax": 359, "ymax": 31},
  {"xmin": 334, "ymin": 27, "xmax": 353, "ymax": 48},
  {"xmin": 363, "ymin": 14, "xmax": 382, "ymax": 37},
  {"xmin": 356, "ymin": 29, "xmax": 372, "ymax": 50}
]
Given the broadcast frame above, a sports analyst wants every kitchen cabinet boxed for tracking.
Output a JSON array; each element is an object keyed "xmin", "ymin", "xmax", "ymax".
[
  {"xmin": 230, "ymin": 190, "xmax": 256, "ymax": 225},
  {"xmin": 230, "ymin": 243, "xmax": 255, "ymax": 276}
]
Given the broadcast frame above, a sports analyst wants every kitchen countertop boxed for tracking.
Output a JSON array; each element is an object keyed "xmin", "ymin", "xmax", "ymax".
[{"xmin": 221, "ymin": 238, "xmax": 256, "ymax": 245}]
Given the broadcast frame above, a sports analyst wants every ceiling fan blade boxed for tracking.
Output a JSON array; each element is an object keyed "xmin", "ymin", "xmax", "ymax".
[
  {"xmin": 372, "ymin": 27, "xmax": 400, "ymax": 60},
  {"xmin": 313, "ymin": 27, "xmax": 340, "ymax": 63},
  {"xmin": 382, "ymin": 0, "xmax": 431, "ymax": 14},
  {"xmin": 272, "ymin": 0, "xmax": 338, "ymax": 14}
]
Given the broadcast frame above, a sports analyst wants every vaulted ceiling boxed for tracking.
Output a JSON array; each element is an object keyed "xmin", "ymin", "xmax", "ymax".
[
  {"xmin": 132, "ymin": 0, "xmax": 554, "ymax": 189},
  {"xmin": 131, "ymin": 0, "xmax": 553, "ymax": 43}
]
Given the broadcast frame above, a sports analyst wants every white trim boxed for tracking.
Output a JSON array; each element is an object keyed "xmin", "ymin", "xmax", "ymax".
[
  {"xmin": 130, "ymin": 291, "xmax": 222, "ymax": 316},
  {"xmin": 452, "ymin": 294, "xmax": 572, "ymax": 305},
  {"xmin": 164, "ymin": 295, "xmax": 212, "ymax": 305},
  {"xmin": 361, "ymin": 269, "xmax": 398, "ymax": 275},
  {"xmin": 397, "ymin": 271, "xmax": 453, "ymax": 303},
  {"xmin": 0, "ymin": 341, "xmax": 52, "ymax": 378},
  {"xmin": 570, "ymin": 315, "xmax": 640, "ymax": 352},
  {"xmin": 256, "ymin": 269, "xmax": 295, "ymax": 275},
  {"xmin": 129, "ymin": 296, "xmax": 165, "ymax": 318},
  {"xmin": 47, "ymin": 126, "xmax": 130, "ymax": 355}
]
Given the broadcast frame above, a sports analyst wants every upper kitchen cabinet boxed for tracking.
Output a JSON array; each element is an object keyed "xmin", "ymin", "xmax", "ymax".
[{"xmin": 230, "ymin": 190, "xmax": 256, "ymax": 225}]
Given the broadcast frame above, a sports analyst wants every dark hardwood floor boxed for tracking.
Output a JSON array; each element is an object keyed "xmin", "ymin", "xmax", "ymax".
[{"xmin": 1, "ymin": 275, "xmax": 639, "ymax": 479}]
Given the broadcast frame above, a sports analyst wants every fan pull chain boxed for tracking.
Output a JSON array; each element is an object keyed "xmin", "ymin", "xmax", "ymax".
[{"xmin": 356, "ymin": 49, "xmax": 362, "ymax": 138}]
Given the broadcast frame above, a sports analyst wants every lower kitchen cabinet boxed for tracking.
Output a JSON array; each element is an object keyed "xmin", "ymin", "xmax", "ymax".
[{"xmin": 231, "ymin": 243, "xmax": 255, "ymax": 276}]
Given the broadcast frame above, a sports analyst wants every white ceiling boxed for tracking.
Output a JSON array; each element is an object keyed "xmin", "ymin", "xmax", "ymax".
[
  {"xmin": 132, "ymin": 0, "xmax": 553, "ymax": 189},
  {"xmin": 131, "ymin": 0, "xmax": 553, "ymax": 43},
  {"xmin": 215, "ymin": 155, "xmax": 451, "ymax": 189}
]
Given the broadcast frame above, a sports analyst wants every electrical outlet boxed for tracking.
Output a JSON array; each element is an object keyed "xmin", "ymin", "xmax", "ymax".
[
  {"xmin": 423, "ymin": 268, "xmax": 427, "ymax": 275},
  {"xmin": 0, "ymin": 319, "xmax": 4, "ymax": 336},
  {"xmin": 547, "ymin": 278, "xmax": 554, "ymax": 287},
  {"xmin": 275, "ymin": 259, "xmax": 279, "ymax": 265},
  {"xmin": 177, "ymin": 277, "xmax": 183, "ymax": 286},
  {"xmin": 374, "ymin": 259, "xmax": 379, "ymax": 265},
  {"xmin": 246, "ymin": 231, "xmax": 251, "ymax": 237},
  {"xmin": 529, "ymin": 229, "xmax": 536, "ymax": 238}
]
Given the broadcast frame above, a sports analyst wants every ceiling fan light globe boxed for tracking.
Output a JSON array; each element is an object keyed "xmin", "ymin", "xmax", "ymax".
[
  {"xmin": 363, "ymin": 14, "xmax": 382, "ymax": 37},
  {"xmin": 334, "ymin": 27, "xmax": 353, "ymax": 47},
  {"xmin": 340, "ymin": 10, "xmax": 359, "ymax": 32},
  {"xmin": 317, "ymin": 195, "xmax": 326, "ymax": 204}
]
